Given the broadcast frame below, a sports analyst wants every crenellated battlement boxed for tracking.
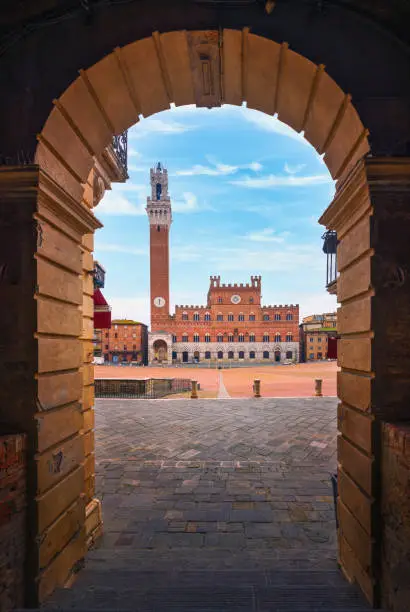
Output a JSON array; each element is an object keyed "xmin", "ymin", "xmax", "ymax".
[{"xmin": 262, "ymin": 304, "xmax": 299, "ymax": 309}]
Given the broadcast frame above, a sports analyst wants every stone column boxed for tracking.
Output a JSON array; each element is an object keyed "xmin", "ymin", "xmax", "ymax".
[
  {"xmin": 320, "ymin": 157, "xmax": 410, "ymax": 608},
  {"xmin": 0, "ymin": 166, "xmax": 101, "ymax": 606}
]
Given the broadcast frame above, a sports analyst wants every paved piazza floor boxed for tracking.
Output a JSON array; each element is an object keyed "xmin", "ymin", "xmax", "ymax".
[{"xmin": 45, "ymin": 398, "xmax": 371, "ymax": 611}]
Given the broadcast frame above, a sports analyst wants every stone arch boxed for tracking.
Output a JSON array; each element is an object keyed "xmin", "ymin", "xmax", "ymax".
[{"xmin": 35, "ymin": 29, "xmax": 369, "ymax": 205}]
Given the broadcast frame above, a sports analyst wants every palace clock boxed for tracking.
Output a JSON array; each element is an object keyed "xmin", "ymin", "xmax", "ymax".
[
  {"xmin": 231, "ymin": 294, "xmax": 241, "ymax": 304},
  {"xmin": 154, "ymin": 296, "xmax": 166, "ymax": 307}
]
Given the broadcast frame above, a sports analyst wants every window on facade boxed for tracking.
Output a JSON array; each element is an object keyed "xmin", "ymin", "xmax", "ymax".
[
  {"xmin": 182, "ymin": 312, "xmax": 188, "ymax": 320},
  {"xmin": 114, "ymin": 324, "xmax": 118, "ymax": 330},
  {"xmin": 238, "ymin": 313, "xmax": 244, "ymax": 321},
  {"xmin": 263, "ymin": 335, "xmax": 269, "ymax": 342},
  {"xmin": 105, "ymin": 344, "xmax": 108, "ymax": 350},
  {"xmin": 205, "ymin": 313, "xmax": 211, "ymax": 321},
  {"xmin": 132, "ymin": 333, "xmax": 136, "ymax": 338},
  {"xmin": 217, "ymin": 350, "xmax": 223, "ymax": 359},
  {"xmin": 172, "ymin": 351, "xmax": 177, "ymax": 360},
  {"xmin": 115, "ymin": 333, "xmax": 118, "ymax": 339},
  {"xmin": 238, "ymin": 334, "xmax": 244, "ymax": 342},
  {"xmin": 249, "ymin": 313, "xmax": 255, "ymax": 321},
  {"xmin": 263, "ymin": 351, "xmax": 269, "ymax": 359},
  {"xmin": 275, "ymin": 334, "xmax": 281, "ymax": 342},
  {"xmin": 124, "ymin": 325, "xmax": 128, "ymax": 329},
  {"xmin": 286, "ymin": 313, "xmax": 293, "ymax": 321},
  {"xmin": 172, "ymin": 335, "xmax": 177, "ymax": 343},
  {"xmin": 249, "ymin": 334, "xmax": 255, "ymax": 342},
  {"xmin": 286, "ymin": 351, "xmax": 293, "ymax": 359},
  {"xmin": 239, "ymin": 350, "xmax": 245, "ymax": 359},
  {"xmin": 263, "ymin": 314, "xmax": 269, "ymax": 321},
  {"xmin": 217, "ymin": 314, "xmax": 223, "ymax": 321},
  {"xmin": 286, "ymin": 334, "xmax": 293, "ymax": 342},
  {"xmin": 193, "ymin": 313, "xmax": 200, "ymax": 321},
  {"xmin": 317, "ymin": 352, "xmax": 323, "ymax": 359},
  {"xmin": 217, "ymin": 334, "xmax": 224, "ymax": 343},
  {"xmin": 228, "ymin": 334, "xmax": 234, "ymax": 342},
  {"xmin": 249, "ymin": 297, "xmax": 254, "ymax": 304},
  {"xmin": 309, "ymin": 353, "xmax": 314, "ymax": 359},
  {"xmin": 217, "ymin": 297, "xmax": 222, "ymax": 304},
  {"xmin": 182, "ymin": 335, "xmax": 188, "ymax": 342},
  {"xmin": 310, "ymin": 346, "xmax": 314, "ymax": 351},
  {"xmin": 205, "ymin": 334, "xmax": 211, "ymax": 343},
  {"xmin": 205, "ymin": 351, "xmax": 211, "ymax": 359},
  {"xmin": 105, "ymin": 333, "xmax": 109, "ymax": 338},
  {"xmin": 124, "ymin": 345, "xmax": 127, "ymax": 350},
  {"xmin": 133, "ymin": 344, "xmax": 136, "ymax": 350},
  {"xmin": 318, "ymin": 337, "xmax": 322, "ymax": 342},
  {"xmin": 274, "ymin": 314, "xmax": 281, "ymax": 321},
  {"xmin": 193, "ymin": 334, "xmax": 200, "ymax": 342},
  {"xmin": 310, "ymin": 337, "xmax": 314, "ymax": 342},
  {"xmin": 249, "ymin": 351, "xmax": 255, "ymax": 359},
  {"xmin": 228, "ymin": 313, "xmax": 234, "ymax": 321},
  {"xmin": 228, "ymin": 351, "xmax": 234, "ymax": 359}
]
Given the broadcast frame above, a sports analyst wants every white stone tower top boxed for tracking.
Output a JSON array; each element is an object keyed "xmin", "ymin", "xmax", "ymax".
[{"xmin": 146, "ymin": 162, "xmax": 172, "ymax": 227}]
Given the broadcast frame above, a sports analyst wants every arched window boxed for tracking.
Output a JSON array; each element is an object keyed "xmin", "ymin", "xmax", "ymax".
[
  {"xmin": 286, "ymin": 313, "xmax": 293, "ymax": 321},
  {"xmin": 239, "ymin": 350, "xmax": 245, "ymax": 359},
  {"xmin": 286, "ymin": 333, "xmax": 293, "ymax": 342},
  {"xmin": 249, "ymin": 334, "xmax": 255, "ymax": 342},
  {"xmin": 238, "ymin": 334, "xmax": 244, "ymax": 342},
  {"xmin": 205, "ymin": 334, "xmax": 211, "ymax": 343},
  {"xmin": 228, "ymin": 313, "xmax": 234, "ymax": 321},
  {"xmin": 238, "ymin": 313, "xmax": 244, "ymax": 321},
  {"xmin": 263, "ymin": 334, "xmax": 269, "ymax": 343},
  {"xmin": 193, "ymin": 312, "xmax": 200, "ymax": 321},
  {"xmin": 249, "ymin": 313, "xmax": 255, "ymax": 321},
  {"xmin": 172, "ymin": 335, "xmax": 177, "ymax": 343},
  {"xmin": 182, "ymin": 312, "xmax": 188, "ymax": 321},
  {"xmin": 263, "ymin": 313, "xmax": 270, "ymax": 321},
  {"xmin": 217, "ymin": 313, "xmax": 223, "ymax": 321},
  {"xmin": 217, "ymin": 297, "xmax": 223, "ymax": 304},
  {"xmin": 249, "ymin": 297, "xmax": 254, "ymax": 304},
  {"xmin": 274, "ymin": 313, "xmax": 281, "ymax": 321},
  {"xmin": 249, "ymin": 351, "xmax": 255, "ymax": 359},
  {"xmin": 263, "ymin": 351, "xmax": 270, "ymax": 359},
  {"xmin": 204, "ymin": 312, "xmax": 211, "ymax": 321},
  {"xmin": 274, "ymin": 333, "xmax": 281, "ymax": 342},
  {"xmin": 228, "ymin": 334, "xmax": 234, "ymax": 342},
  {"xmin": 217, "ymin": 350, "xmax": 223, "ymax": 359},
  {"xmin": 217, "ymin": 334, "xmax": 224, "ymax": 343},
  {"xmin": 182, "ymin": 334, "xmax": 188, "ymax": 342},
  {"xmin": 205, "ymin": 351, "xmax": 211, "ymax": 359},
  {"xmin": 193, "ymin": 333, "xmax": 200, "ymax": 343},
  {"xmin": 286, "ymin": 350, "xmax": 293, "ymax": 359},
  {"xmin": 228, "ymin": 351, "xmax": 234, "ymax": 359}
]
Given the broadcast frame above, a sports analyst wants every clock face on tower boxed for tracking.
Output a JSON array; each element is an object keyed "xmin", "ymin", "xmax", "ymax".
[
  {"xmin": 231, "ymin": 294, "xmax": 241, "ymax": 304},
  {"xmin": 154, "ymin": 296, "xmax": 166, "ymax": 308}
]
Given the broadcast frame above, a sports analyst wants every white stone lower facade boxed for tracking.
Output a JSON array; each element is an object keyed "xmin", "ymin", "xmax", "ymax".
[{"xmin": 170, "ymin": 342, "xmax": 299, "ymax": 363}]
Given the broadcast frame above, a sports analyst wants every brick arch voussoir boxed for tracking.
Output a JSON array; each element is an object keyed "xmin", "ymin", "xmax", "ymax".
[{"xmin": 35, "ymin": 29, "xmax": 369, "ymax": 204}]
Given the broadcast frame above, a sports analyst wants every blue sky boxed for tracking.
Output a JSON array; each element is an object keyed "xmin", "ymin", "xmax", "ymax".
[{"xmin": 95, "ymin": 104, "xmax": 337, "ymax": 326}]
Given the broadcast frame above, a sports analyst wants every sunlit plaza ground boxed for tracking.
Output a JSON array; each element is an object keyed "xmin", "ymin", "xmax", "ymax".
[{"xmin": 95, "ymin": 361, "xmax": 338, "ymax": 398}]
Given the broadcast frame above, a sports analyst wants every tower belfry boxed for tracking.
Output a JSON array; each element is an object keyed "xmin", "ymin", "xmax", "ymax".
[{"xmin": 146, "ymin": 163, "xmax": 172, "ymax": 330}]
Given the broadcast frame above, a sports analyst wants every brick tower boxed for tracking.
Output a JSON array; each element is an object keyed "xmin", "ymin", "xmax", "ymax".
[{"xmin": 146, "ymin": 162, "xmax": 172, "ymax": 332}]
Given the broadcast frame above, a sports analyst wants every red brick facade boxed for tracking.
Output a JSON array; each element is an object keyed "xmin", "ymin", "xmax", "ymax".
[{"xmin": 101, "ymin": 319, "xmax": 148, "ymax": 364}]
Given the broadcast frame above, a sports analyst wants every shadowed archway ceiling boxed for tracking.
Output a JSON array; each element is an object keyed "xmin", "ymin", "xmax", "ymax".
[{"xmin": 1, "ymin": 0, "xmax": 410, "ymax": 52}]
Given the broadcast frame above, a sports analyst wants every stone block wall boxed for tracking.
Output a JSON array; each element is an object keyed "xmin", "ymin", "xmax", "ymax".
[
  {"xmin": 0, "ymin": 433, "xmax": 26, "ymax": 611},
  {"xmin": 381, "ymin": 422, "xmax": 410, "ymax": 612}
]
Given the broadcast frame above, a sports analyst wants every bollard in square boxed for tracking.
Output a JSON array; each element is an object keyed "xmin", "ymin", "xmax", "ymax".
[
  {"xmin": 253, "ymin": 379, "xmax": 261, "ymax": 398},
  {"xmin": 315, "ymin": 378, "xmax": 323, "ymax": 397},
  {"xmin": 191, "ymin": 380, "xmax": 198, "ymax": 399}
]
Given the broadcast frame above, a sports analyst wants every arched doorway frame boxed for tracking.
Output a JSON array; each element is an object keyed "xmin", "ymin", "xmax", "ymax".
[{"xmin": 3, "ymin": 27, "xmax": 407, "ymax": 609}]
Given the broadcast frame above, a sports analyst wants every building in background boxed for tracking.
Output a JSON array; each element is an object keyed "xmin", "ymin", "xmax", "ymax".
[
  {"xmin": 299, "ymin": 312, "xmax": 338, "ymax": 362},
  {"xmin": 147, "ymin": 163, "xmax": 299, "ymax": 364},
  {"xmin": 103, "ymin": 320, "xmax": 148, "ymax": 364},
  {"xmin": 93, "ymin": 261, "xmax": 111, "ymax": 360}
]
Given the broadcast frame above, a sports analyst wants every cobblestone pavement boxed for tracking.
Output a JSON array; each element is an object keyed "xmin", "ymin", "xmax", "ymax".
[{"xmin": 44, "ymin": 398, "xmax": 371, "ymax": 610}]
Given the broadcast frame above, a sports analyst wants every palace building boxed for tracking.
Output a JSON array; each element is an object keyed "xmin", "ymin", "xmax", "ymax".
[{"xmin": 147, "ymin": 163, "xmax": 299, "ymax": 364}]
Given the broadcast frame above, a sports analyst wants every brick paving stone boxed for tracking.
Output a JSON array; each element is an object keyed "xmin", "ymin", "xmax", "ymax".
[{"xmin": 42, "ymin": 397, "xmax": 372, "ymax": 611}]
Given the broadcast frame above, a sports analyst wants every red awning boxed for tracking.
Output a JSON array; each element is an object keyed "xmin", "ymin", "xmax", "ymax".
[{"xmin": 93, "ymin": 289, "xmax": 111, "ymax": 329}]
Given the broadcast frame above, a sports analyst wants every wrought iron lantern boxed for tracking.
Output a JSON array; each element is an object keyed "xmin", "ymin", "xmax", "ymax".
[
  {"xmin": 322, "ymin": 230, "xmax": 338, "ymax": 287},
  {"xmin": 112, "ymin": 130, "xmax": 128, "ymax": 177}
]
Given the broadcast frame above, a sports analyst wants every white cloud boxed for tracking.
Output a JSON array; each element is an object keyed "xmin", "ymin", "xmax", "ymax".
[
  {"xmin": 109, "ymin": 296, "xmax": 150, "ymax": 326},
  {"xmin": 298, "ymin": 292, "xmax": 338, "ymax": 320},
  {"xmin": 172, "ymin": 192, "xmax": 200, "ymax": 213},
  {"xmin": 284, "ymin": 162, "xmax": 306, "ymax": 174},
  {"xmin": 130, "ymin": 117, "xmax": 194, "ymax": 139},
  {"xmin": 96, "ymin": 242, "xmax": 147, "ymax": 256},
  {"xmin": 244, "ymin": 228, "xmax": 288, "ymax": 243},
  {"xmin": 240, "ymin": 107, "xmax": 311, "ymax": 146},
  {"xmin": 96, "ymin": 191, "xmax": 146, "ymax": 216},
  {"xmin": 175, "ymin": 159, "xmax": 262, "ymax": 177},
  {"xmin": 128, "ymin": 147, "xmax": 142, "ymax": 158},
  {"xmin": 230, "ymin": 173, "xmax": 333, "ymax": 189}
]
